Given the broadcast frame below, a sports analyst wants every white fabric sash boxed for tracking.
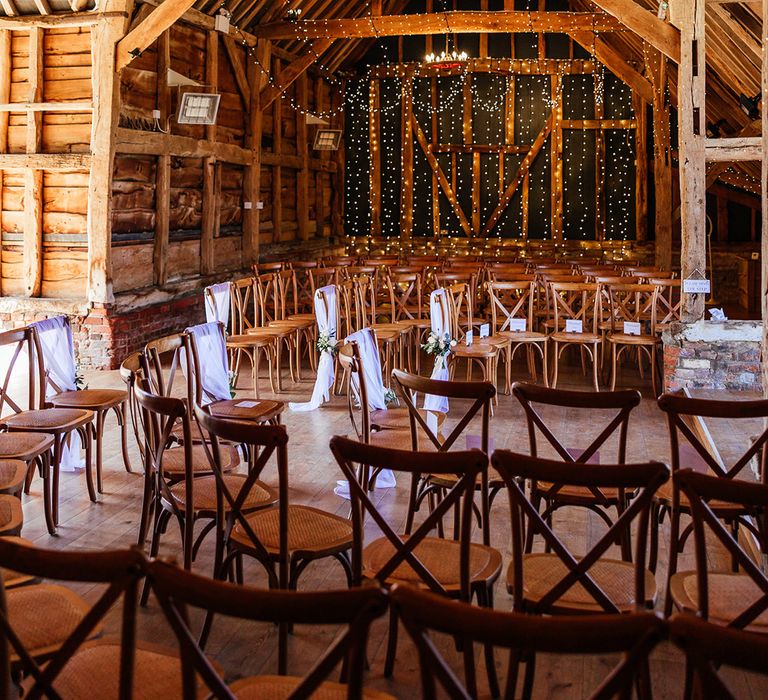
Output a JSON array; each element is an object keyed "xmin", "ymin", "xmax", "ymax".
[
  {"xmin": 184, "ymin": 322, "xmax": 231, "ymax": 405},
  {"xmin": 289, "ymin": 285, "xmax": 337, "ymax": 412},
  {"xmin": 205, "ymin": 282, "xmax": 231, "ymax": 329},
  {"xmin": 30, "ymin": 316, "xmax": 83, "ymax": 471},
  {"xmin": 423, "ymin": 289, "xmax": 450, "ymax": 414}
]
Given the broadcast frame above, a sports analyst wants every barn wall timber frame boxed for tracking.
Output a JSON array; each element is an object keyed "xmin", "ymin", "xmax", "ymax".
[{"xmin": 0, "ymin": 0, "xmax": 342, "ymax": 368}]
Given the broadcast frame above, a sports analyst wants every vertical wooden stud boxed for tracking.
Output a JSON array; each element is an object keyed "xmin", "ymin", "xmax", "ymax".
[
  {"xmin": 200, "ymin": 30, "xmax": 218, "ymax": 274},
  {"xmin": 369, "ymin": 78, "xmax": 381, "ymax": 236},
  {"xmin": 153, "ymin": 30, "xmax": 170, "ymax": 286},
  {"xmin": 400, "ymin": 74, "xmax": 414, "ymax": 239},
  {"xmin": 633, "ymin": 92, "xmax": 648, "ymax": 242},
  {"xmin": 296, "ymin": 71, "xmax": 309, "ymax": 241}
]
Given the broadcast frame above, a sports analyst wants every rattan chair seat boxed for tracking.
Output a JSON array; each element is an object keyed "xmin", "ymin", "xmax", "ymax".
[
  {"xmin": 50, "ymin": 388, "xmax": 127, "ymax": 410},
  {"xmin": 0, "ymin": 495, "xmax": 23, "ymax": 536},
  {"xmin": 0, "ymin": 459, "xmax": 27, "ymax": 495},
  {"xmin": 285, "ymin": 314, "xmax": 315, "ymax": 329},
  {"xmin": 369, "ymin": 323, "xmax": 411, "ymax": 337},
  {"xmin": 670, "ymin": 572, "xmax": 768, "ymax": 630},
  {"xmin": 370, "ymin": 407, "xmax": 436, "ymax": 431},
  {"xmin": 161, "ymin": 443, "xmax": 238, "ymax": 477},
  {"xmin": 452, "ymin": 341, "xmax": 498, "ymax": 358},
  {"xmin": 0, "ymin": 537, "xmax": 37, "ymax": 588},
  {"xmin": 507, "ymin": 552, "xmax": 657, "ymax": 613},
  {"xmin": 23, "ymin": 639, "xmax": 211, "ymax": 699},
  {"xmin": 549, "ymin": 332, "xmax": 601, "ymax": 344},
  {"xmin": 208, "ymin": 398, "xmax": 285, "ymax": 423},
  {"xmin": 6, "ymin": 583, "xmax": 95, "ymax": 662},
  {"xmin": 368, "ymin": 429, "xmax": 416, "ymax": 451},
  {"xmin": 394, "ymin": 318, "xmax": 432, "ymax": 329},
  {"xmin": 0, "ymin": 431, "xmax": 53, "ymax": 461},
  {"xmin": 498, "ymin": 330, "xmax": 548, "ymax": 342},
  {"xmin": 535, "ymin": 482, "xmax": 630, "ymax": 503},
  {"xmin": 363, "ymin": 536, "xmax": 502, "ymax": 591},
  {"xmin": 655, "ymin": 480, "xmax": 746, "ymax": 512},
  {"xmin": 607, "ymin": 333, "xmax": 661, "ymax": 346},
  {"xmin": 427, "ymin": 465, "xmax": 505, "ymax": 488},
  {"xmin": 168, "ymin": 474, "xmax": 276, "ymax": 513},
  {"xmin": 2, "ymin": 408, "xmax": 93, "ymax": 433},
  {"xmin": 231, "ymin": 505, "xmax": 353, "ymax": 556},
  {"xmin": 229, "ymin": 675, "xmax": 395, "ymax": 699}
]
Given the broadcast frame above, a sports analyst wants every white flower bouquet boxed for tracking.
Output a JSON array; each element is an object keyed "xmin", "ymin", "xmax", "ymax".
[
  {"xmin": 421, "ymin": 331, "xmax": 456, "ymax": 357},
  {"xmin": 316, "ymin": 332, "xmax": 338, "ymax": 356}
]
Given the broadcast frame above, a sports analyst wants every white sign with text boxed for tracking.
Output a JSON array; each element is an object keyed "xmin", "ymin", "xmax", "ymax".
[
  {"xmin": 479, "ymin": 323, "xmax": 490, "ymax": 338},
  {"xmin": 683, "ymin": 278, "xmax": 711, "ymax": 294},
  {"xmin": 565, "ymin": 319, "xmax": 583, "ymax": 334},
  {"xmin": 465, "ymin": 330, "xmax": 473, "ymax": 346},
  {"xmin": 508, "ymin": 318, "xmax": 527, "ymax": 332},
  {"xmin": 623, "ymin": 321, "xmax": 642, "ymax": 335}
]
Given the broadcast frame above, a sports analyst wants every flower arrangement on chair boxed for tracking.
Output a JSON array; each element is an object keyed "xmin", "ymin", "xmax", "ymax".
[
  {"xmin": 421, "ymin": 332, "xmax": 456, "ymax": 368},
  {"xmin": 316, "ymin": 332, "xmax": 338, "ymax": 356}
]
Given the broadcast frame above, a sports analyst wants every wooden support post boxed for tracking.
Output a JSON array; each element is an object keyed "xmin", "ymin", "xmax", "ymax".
[
  {"xmin": 331, "ymin": 85, "xmax": 344, "ymax": 237},
  {"xmin": 23, "ymin": 26, "xmax": 43, "ymax": 297},
  {"xmin": 595, "ymin": 70, "xmax": 606, "ymax": 242},
  {"xmin": 633, "ymin": 92, "xmax": 648, "ymax": 242},
  {"xmin": 87, "ymin": 11, "xmax": 126, "ymax": 304},
  {"xmin": 0, "ymin": 30, "xmax": 10, "ymax": 295},
  {"xmin": 400, "ymin": 75, "xmax": 413, "ymax": 239},
  {"xmin": 551, "ymin": 73, "xmax": 563, "ymax": 241},
  {"xmin": 26, "ymin": 27, "xmax": 42, "ymax": 154},
  {"xmin": 153, "ymin": 30, "xmax": 169, "ymax": 286},
  {"xmin": 647, "ymin": 49, "xmax": 673, "ymax": 269},
  {"xmin": 369, "ymin": 78, "xmax": 381, "ymax": 236},
  {"xmin": 463, "ymin": 73, "xmax": 480, "ymax": 235},
  {"xmin": 243, "ymin": 40, "xmax": 270, "ymax": 264},
  {"xmin": 200, "ymin": 30, "xmax": 218, "ymax": 275},
  {"xmin": 430, "ymin": 77, "xmax": 440, "ymax": 236},
  {"xmin": 272, "ymin": 61, "xmax": 283, "ymax": 243},
  {"xmin": 315, "ymin": 76, "xmax": 325, "ymax": 237},
  {"xmin": 677, "ymin": 0, "xmax": 707, "ymax": 321},
  {"xmin": 296, "ymin": 71, "xmax": 309, "ymax": 241}
]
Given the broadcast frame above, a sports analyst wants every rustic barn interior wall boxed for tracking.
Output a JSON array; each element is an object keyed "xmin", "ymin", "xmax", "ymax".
[{"xmin": 343, "ymin": 5, "xmax": 639, "ymax": 242}]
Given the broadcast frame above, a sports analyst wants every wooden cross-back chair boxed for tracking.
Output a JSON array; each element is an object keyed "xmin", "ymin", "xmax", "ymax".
[
  {"xmin": 512, "ymin": 382, "xmax": 642, "ymax": 556},
  {"xmin": 0, "ymin": 327, "xmax": 93, "ymax": 535},
  {"xmin": 227, "ymin": 276, "xmax": 278, "ymax": 397},
  {"xmin": 308, "ymin": 265, "xmax": 338, "ymax": 298},
  {"xmin": 393, "ymin": 585, "xmax": 665, "ymax": 700},
  {"xmin": 604, "ymin": 283, "xmax": 662, "ymax": 394},
  {"xmin": 392, "ymin": 369, "xmax": 499, "ymax": 545},
  {"xmin": 275, "ymin": 270, "xmax": 317, "ymax": 375},
  {"xmin": 657, "ymin": 392, "xmax": 768, "ymax": 616},
  {"xmin": 0, "ymin": 540, "xmax": 189, "ymax": 700},
  {"xmin": 149, "ymin": 559, "xmax": 390, "ymax": 699},
  {"xmin": 487, "ymin": 280, "xmax": 548, "ymax": 391},
  {"xmin": 491, "ymin": 450, "xmax": 668, "ymax": 696},
  {"xmin": 192, "ymin": 406, "xmax": 353, "ymax": 662},
  {"xmin": 252, "ymin": 261, "xmax": 284, "ymax": 275},
  {"xmin": 672, "ymin": 470, "xmax": 768, "ymax": 633},
  {"xmin": 670, "ymin": 613, "xmax": 768, "ymax": 700},
  {"xmin": 651, "ymin": 277, "xmax": 682, "ymax": 330},
  {"xmin": 548, "ymin": 281, "xmax": 602, "ymax": 390},
  {"xmin": 385, "ymin": 272, "xmax": 430, "ymax": 373},
  {"xmin": 329, "ymin": 435, "xmax": 502, "ymax": 681},
  {"xmin": 288, "ymin": 260, "xmax": 318, "ymax": 314}
]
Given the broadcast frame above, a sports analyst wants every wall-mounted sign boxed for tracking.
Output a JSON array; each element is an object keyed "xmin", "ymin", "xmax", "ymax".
[{"xmin": 683, "ymin": 278, "xmax": 711, "ymax": 294}]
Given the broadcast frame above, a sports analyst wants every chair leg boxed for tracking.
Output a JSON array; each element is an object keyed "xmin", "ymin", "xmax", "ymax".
[
  {"xmin": 137, "ymin": 470, "xmax": 154, "ymax": 546},
  {"xmin": 40, "ymin": 454, "xmax": 55, "ymax": 536},
  {"xmin": 610, "ymin": 343, "xmax": 618, "ymax": 392},
  {"xmin": 52, "ymin": 435, "xmax": 64, "ymax": 525},
  {"xmin": 664, "ymin": 505, "xmax": 681, "ymax": 617},
  {"xmin": 95, "ymin": 412, "xmax": 105, "ymax": 494},
  {"xmin": 81, "ymin": 427, "xmax": 96, "ymax": 504},
  {"xmin": 116, "ymin": 403, "xmax": 134, "ymax": 473},
  {"xmin": 592, "ymin": 344, "xmax": 600, "ymax": 392},
  {"xmin": 551, "ymin": 342, "xmax": 559, "ymax": 388},
  {"xmin": 383, "ymin": 606, "xmax": 399, "ymax": 678}
]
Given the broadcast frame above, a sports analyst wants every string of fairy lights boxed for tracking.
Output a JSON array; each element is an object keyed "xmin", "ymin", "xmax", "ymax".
[{"xmin": 222, "ymin": 2, "xmax": 640, "ymax": 243}]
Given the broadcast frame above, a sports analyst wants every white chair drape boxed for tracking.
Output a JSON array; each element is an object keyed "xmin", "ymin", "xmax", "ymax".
[
  {"xmin": 423, "ymin": 288, "xmax": 450, "ymax": 414},
  {"xmin": 289, "ymin": 285, "xmax": 337, "ymax": 412},
  {"xmin": 30, "ymin": 316, "xmax": 83, "ymax": 471},
  {"xmin": 204, "ymin": 282, "xmax": 231, "ymax": 328},
  {"xmin": 184, "ymin": 322, "xmax": 231, "ymax": 405}
]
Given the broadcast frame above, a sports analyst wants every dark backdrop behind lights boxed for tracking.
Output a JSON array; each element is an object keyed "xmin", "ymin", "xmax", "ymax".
[{"xmin": 343, "ymin": 0, "xmax": 638, "ymax": 241}]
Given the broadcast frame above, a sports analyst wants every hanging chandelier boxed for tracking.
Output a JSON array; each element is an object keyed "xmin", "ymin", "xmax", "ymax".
[{"xmin": 423, "ymin": 0, "xmax": 470, "ymax": 69}]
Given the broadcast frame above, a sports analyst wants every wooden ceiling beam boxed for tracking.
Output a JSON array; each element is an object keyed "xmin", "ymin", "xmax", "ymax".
[
  {"xmin": 569, "ymin": 30, "xmax": 653, "ymax": 103},
  {"xmin": 588, "ymin": 0, "xmax": 680, "ymax": 62},
  {"xmin": 252, "ymin": 11, "xmax": 625, "ymax": 40},
  {"xmin": 259, "ymin": 38, "xmax": 333, "ymax": 111},
  {"xmin": 116, "ymin": 0, "xmax": 199, "ymax": 70}
]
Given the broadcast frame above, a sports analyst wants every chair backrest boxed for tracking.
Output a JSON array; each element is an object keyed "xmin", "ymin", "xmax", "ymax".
[
  {"xmin": 604, "ymin": 283, "xmax": 658, "ymax": 334},
  {"xmin": 253, "ymin": 261, "xmax": 284, "ymax": 275},
  {"xmin": 352, "ymin": 275, "xmax": 378, "ymax": 327},
  {"xmin": 338, "ymin": 341, "xmax": 371, "ymax": 443},
  {"xmin": 445, "ymin": 282, "xmax": 472, "ymax": 340},
  {"xmin": 329, "ymin": 435, "xmax": 485, "ymax": 599},
  {"xmin": 142, "ymin": 333, "xmax": 189, "ymax": 403},
  {"xmin": 255, "ymin": 272, "xmax": 281, "ymax": 326},
  {"xmin": 669, "ymin": 613, "xmax": 768, "ymax": 699},
  {"xmin": 394, "ymin": 585, "xmax": 665, "ymax": 700},
  {"xmin": 0, "ymin": 327, "xmax": 43, "ymax": 417},
  {"xmin": 492, "ymin": 450, "xmax": 668, "ymax": 613},
  {"xmin": 393, "ymin": 369, "xmax": 495, "ymax": 454},
  {"xmin": 487, "ymin": 280, "xmax": 536, "ymax": 334},
  {"xmin": 651, "ymin": 278, "xmax": 682, "ymax": 325},
  {"xmin": 193, "ymin": 405, "xmax": 289, "ymax": 586},
  {"xmin": 120, "ymin": 351, "xmax": 146, "ymax": 462},
  {"xmin": 149, "ymin": 558, "xmax": 387, "ymax": 699},
  {"xmin": 674, "ymin": 470, "xmax": 768, "ymax": 628},
  {"xmin": 658, "ymin": 392, "xmax": 768, "ymax": 484},
  {"xmin": 276, "ymin": 269, "xmax": 300, "ymax": 318},
  {"xmin": 386, "ymin": 272, "xmax": 423, "ymax": 321},
  {"xmin": 513, "ymin": 382, "xmax": 641, "ymax": 464},
  {"xmin": 230, "ymin": 276, "xmax": 261, "ymax": 334},
  {"xmin": 549, "ymin": 282, "xmax": 600, "ymax": 335},
  {"xmin": 309, "ymin": 266, "xmax": 338, "ymax": 296},
  {"xmin": 0, "ymin": 538, "xmax": 145, "ymax": 699},
  {"xmin": 291, "ymin": 263, "xmax": 317, "ymax": 313}
]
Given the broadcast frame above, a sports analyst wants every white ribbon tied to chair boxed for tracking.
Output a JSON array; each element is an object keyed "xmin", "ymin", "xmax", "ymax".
[
  {"xmin": 335, "ymin": 328, "xmax": 395, "ymax": 496},
  {"xmin": 204, "ymin": 282, "xmax": 231, "ymax": 329},
  {"xmin": 30, "ymin": 316, "xmax": 84, "ymax": 471},
  {"xmin": 423, "ymin": 288, "xmax": 450, "ymax": 415},
  {"xmin": 289, "ymin": 285, "xmax": 337, "ymax": 412},
  {"xmin": 184, "ymin": 322, "xmax": 231, "ymax": 405}
]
